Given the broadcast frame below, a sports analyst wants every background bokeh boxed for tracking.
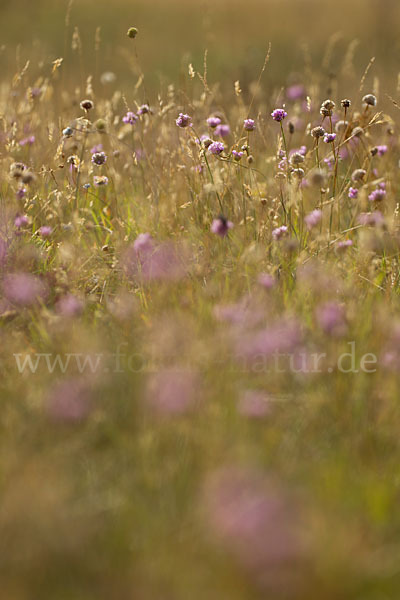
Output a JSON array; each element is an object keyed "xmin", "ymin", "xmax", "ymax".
[{"xmin": 1, "ymin": 0, "xmax": 400, "ymax": 96}]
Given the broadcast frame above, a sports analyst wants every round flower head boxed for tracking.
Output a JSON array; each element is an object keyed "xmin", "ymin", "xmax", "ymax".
[
  {"xmin": 320, "ymin": 99, "xmax": 335, "ymax": 117},
  {"xmin": 244, "ymin": 118, "xmax": 256, "ymax": 131},
  {"xmin": 232, "ymin": 150, "xmax": 244, "ymax": 161},
  {"xmin": 91, "ymin": 151, "xmax": 107, "ymax": 166},
  {"xmin": 63, "ymin": 126, "xmax": 74, "ymax": 138},
  {"xmin": 304, "ymin": 209, "xmax": 322, "ymax": 230},
  {"xmin": 341, "ymin": 99, "xmax": 351, "ymax": 109},
  {"xmin": 207, "ymin": 116, "xmax": 222, "ymax": 128},
  {"xmin": 368, "ymin": 188, "xmax": 386, "ymax": 203},
  {"xmin": 290, "ymin": 152, "xmax": 304, "ymax": 165},
  {"xmin": 272, "ymin": 225, "xmax": 288, "ymax": 241},
  {"xmin": 376, "ymin": 145, "xmax": 388, "ymax": 157},
  {"xmin": 138, "ymin": 104, "xmax": 150, "ymax": 115},
  {"xmin": 311, "ymin": 126, "xmax": 326, "ymax": 139},
  {"xmin": 39, "ymin": 226, "xmax": 52, "ymax": 237},
  {"xmin": 323, "ymin": 132, "xmax": 336, "ymax": 143},
  {"xmin": 80, "ymin": 99, "xmax": 94, "ymax": 112},
  {"xmin": 127, "ymin": 27, "xmax": 138, "ymax": 39},
  {"xmin": 271, "ymin": 108, "xmax": 287, "ymax": 122},
  {"xmin": 336, "ymin": 239, "xmax": 353, "ymax": 251},
  {"xmin": 176, "ymin": 113, "xmax": 192, "ymax": 128},
  {"xmin": 14, "ymin": 214, "xmax": 28, "ymax": 228},
  {"xmin": 362, "ymin": 94, "xmax": 377, "ymax": 107},
  {"xmin": 215, "ymin": 124, "xmax": 230, "ymax": 138},
  {"xmin": 351, "ymin": 168, "xmax": 366, "ymax": 182},
  {"xmin": 123, "ymin": 111, "xmax": 138, "ymax": 125},
  {"xmin": 208, "ymin": 141, "xmax": 225, "ymax": 155},
  {"xmin": 211, "ymin": 216, "xmax": 233, "ymax": 237},
  {"xmin": 348, "ymin": 187, "xmax": 358, "ymax": 199}
]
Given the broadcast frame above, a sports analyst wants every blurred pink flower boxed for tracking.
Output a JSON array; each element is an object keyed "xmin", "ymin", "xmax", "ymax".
[
  {"xmin": 238, "ymin": 390, "xmax": 272, "ymax": 418},
  {"xmin": 124, "ymin": 236, "xmax": 189, "ymax": 282},
  {"xmin": 55, "ymin": 293, "xmax": 84, "ymax": 317},
  {"xmin": 2, "ymin": 273, "xmax": 48, "ymax": 307},
  {"xmin": 146, "ymin": 369, "xmax": 199, "ymax": 416},
  {"xmin": 203, "ymin": 467, "xmax": 306, "ymax": 577},
  {"xmin": 47, "ymin": 378, "xmax": 92, "ymax": 423}
]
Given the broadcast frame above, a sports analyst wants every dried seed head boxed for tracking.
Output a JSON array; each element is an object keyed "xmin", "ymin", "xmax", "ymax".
[
  {"xmin": 362, "ymin": 94, "xmax": 377, "ymax": 107},
  {"xmin": 80, "ymin": 99, "xmax": 94, "ymax": 112},
  {"xmin": 290, "ymin": 152, "xmax": 305, "ymax": 165},
  {"xmin": 341, "ymin": 99, "xmax": 351, "ymax": 109},
  {"xmin": 10, "ymin": 162, "xmax": 26, "ymax": 178},
  {"xmin": 370, "ymin": 147, "xmax": 378, "ymax": 157},
  {"xmin": 292, "ymin": 167, "xmax": 305, "ymax": 178},
  {"xmin": 127, "ymin": 27, "xmax": 138, "ymax": 39},
  {"xmin": 21, "ymin": 171, "xmax": 36, "ymax": 184},
  {"xmin": 311, "ymin": 126, "xmax": 326, "ymax": 139},
  {"xmin": 351, "ymin": 168, "xmax": 366, "ymax": 182},
  {"xmin": 322, "ymin": 99, "xmax": 335, "ymax": 110}
]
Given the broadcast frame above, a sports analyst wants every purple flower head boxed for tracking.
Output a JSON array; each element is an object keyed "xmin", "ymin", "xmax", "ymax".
[
  {"xmin": 56, "ymin": 293, "xmax": 84, "ymax": 317},
  {"xmin": 47, "ymin": 378, "xmax": 92, "ymax": 423},
  {"xmin": 211, "ymin": 216, "xmax": 233, "ymax": 237},
  {"xmin": 286, "ymin": 84, "xmax": 306, "ymax": 101},
  {"xmin": 2, "ymin": 273, "xmax": 48, "ymax": 307},
  {"xmin": 348, "ymin": 187, "xmax": 358, "ymax": 199},
  {"xmin": 258, "ymin": 273, "xmax": 276, "ymax": 289},
  {"xmin": 368, "ymin": 188, "xmax": 386, "ymax": 203},
  {"xmin": 146, "ymin": 369, "xmax": 199, "ymax": 416},
  {"xmin": 358, "ymin": 211, "xmax": 384, "ymax": 227},
  {"xmin": 323, "ymin": 133, "xmax": 336, "ymax": 143},
  {"xmin": 124, "ymin": 238, "xmax": 189, "ymax": 283},
  {"xmin": 336, "ymin": 239, "xmax": 353, "ymax": 251},
  {"xmin": 91, "ymin": 151, "xmax": 107, "ymax": 166},
  {"xmin": 133, "ymin": 232, "xmax": 154, "ymax": 254},
  {"xmin": 137, "ymin": 104, "xmax": 150, "ymax": 115},
  {"xmin": 16, "ymin": 187, "xmax": 27, "ymax": 200},
  {"xmin": 207, "ymin": 116, "xmax": 222, "ymax": 128},
  {"xmin": 203, "ymin": 467, "xmax": 305, "ymax": 575},
  {"xmin": 215, "ymin": 124, "xmax": 231, "ymax": 138},
  {"xmin": 271, "ymin": 108, "xmax": 287, "ymax": 122},
  {"xmin": 376, "ymin": 145, "xmax": 388, "ymax": 157},
  {"xmin": 208, "ymin": 141, "xmax": 225, "ymax": 155},
  {"xmin": 304, "ymin": 209, "xmax": 322, "ymax": 231},
  {"xmin": 272, "ymin": 225, "xmax": 288, "ymax": 241},
  {"xmin": 232, "ymin": 150, "xmax": 244, "ymax": 161},
  {"xmin": 176, "ymin": 113, "xmax": 192, "ymax": 128},
  {"xmin": 123, "ymin": 111, "xmax": 138, "ymax": 125},
  {"xmin": 39, "ymin": 226, "xmax": 52, "ymax": 238},
  {"xmin": 14, "ymin": 214, "xmax": 28, "ymax": 228},
  {"xmin": 19, "ymin": 135, "xmax": 35, "ymax": 146},
  {"xmin": 244, "ymin": 118, "xmax": 256, "ymax": 131},
  {"xmin": 316, "ymin": 301, "xmax": 347, "ymax": 337}
]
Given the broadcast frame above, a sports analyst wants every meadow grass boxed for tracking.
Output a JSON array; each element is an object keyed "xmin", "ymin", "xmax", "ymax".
[{"xmin": 2, "ymin": 2, "xmax": 400, "ymax": 599}]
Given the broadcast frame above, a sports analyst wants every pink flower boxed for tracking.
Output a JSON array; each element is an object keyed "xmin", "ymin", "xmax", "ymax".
[
  {"xmin": 238, "ymin": 390, "xmax": 272, "ymax": 418},
  {"xmin": 146, "ymin": 369, "xmax": 199, "ymax": 416},
  {"xmin": 2, "ymin": 273, "xmax": 48, "ymax": 307},
  {"xmin": 211, "ymin": 216, "xmax": 233, "ymax": 237},
  {"xmin": 47, "ymin": 378, "xmax": 92, "ymax": 423}
]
